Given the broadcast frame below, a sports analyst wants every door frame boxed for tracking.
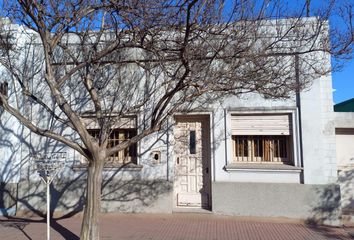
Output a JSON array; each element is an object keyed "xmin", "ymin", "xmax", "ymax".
[{"xmin": 172, "ymin": 114, "xmax": 212, "ymax": 210}]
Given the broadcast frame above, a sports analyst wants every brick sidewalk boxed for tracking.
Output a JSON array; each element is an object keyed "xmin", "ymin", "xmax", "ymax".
[{"xmin": 0, "ymin": 213, "xmax": 353, "ymax": 240}]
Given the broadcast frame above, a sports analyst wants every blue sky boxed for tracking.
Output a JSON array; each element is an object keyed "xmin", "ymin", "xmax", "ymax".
[
  {"xmin": 0, "ymin": 0, "xmax": 352, "ymax": 103},
  {"xmin": 293, "ymin": 0, "xmax": 354, "ymax": 104},
  {"xmin": 222, "ymin": 0, "xmax": 354, "ymax": 104},
  {"xmin": 332, "ymin": 60, "xmax": 354, "ymax": 104}
]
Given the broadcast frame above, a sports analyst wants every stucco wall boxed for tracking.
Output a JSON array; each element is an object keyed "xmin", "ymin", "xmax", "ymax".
[
  {"xmin": 338, "ymin": 168, "xmax": 354, "ymax": 216},
  {"xmin": 0, "ymin": 182, "xmax": 17, "ymax": 216},
  {"xmin": 212, "ymin": 182, "xmax": 342, "ymax": 226},
  {"xmin": 15, "ymin": 176, "xmax": 173, "ymax": 217},
  {"xmin": 0, "ymin": 19, "xmax": 344, "ymax": 221},
  {"xmin": 14, "ymin": 126, "xmax": 174, "ymax": 217},
  {"xmin": 210, "ymin": 95, "xmax": 302, "ymax": 183},
  {"xmin": 336, "ymin": 133, "xmax": 354, "ymax": 167},
  {"xmin": 334, "ymin": 112, "xmax": 354, "ymax": 216},
  {"xmin": 300, "ymin": 74, "xmax": 337, "ymax": 184},
  {"xmin": 0, "ymin": 111, "xmax": 23, "ymax": 184},
  {"xmin": 208, "ymin": 69, "xmax": 337, "ymax": 185}
]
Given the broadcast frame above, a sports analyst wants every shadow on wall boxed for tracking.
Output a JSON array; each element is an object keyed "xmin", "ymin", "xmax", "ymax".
[
  {"xmin": 306, "ymin": 184, "xmax": 342, "ymax": 226},
  {"xmin": 305, "ymin": 182, "xmax": 354, "ymax": 240},
  {"xmin": 101, "ymin": 174, "xmax": 172, "ymax": 213},
  {"xmin": 0, "ymin": 181, "xmax": 17, "ymax": 216},
  {"xmin": 0, "ymin": 124, "xmax": 173, "ymax": 239},
  {"xmin": 0, "ymin": 165, "xmax": 172, "ymax": 240},
  {"xmin": 338, "ymin": 168, "xmax": 354, "ymax": 217},
  {"xmin": 0, "ymin": 112, "xmax": 29, "ymax": 217}
]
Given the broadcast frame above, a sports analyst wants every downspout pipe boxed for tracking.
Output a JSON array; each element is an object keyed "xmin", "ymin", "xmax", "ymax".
[{"xmin": 295, "ymin": 55, "xmax": 304, "ymax": 182}]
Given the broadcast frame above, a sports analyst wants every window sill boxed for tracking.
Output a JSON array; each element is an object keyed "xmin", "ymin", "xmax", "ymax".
[
  {"xmin": 72, "ymin": 163, "xmax": 143, "ymax": 171},
  {"xmin": 224, "ymin": 163, "xmax": 303, "ymax": 172}
]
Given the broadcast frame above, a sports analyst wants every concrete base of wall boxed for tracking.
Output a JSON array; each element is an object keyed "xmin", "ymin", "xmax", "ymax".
[
  {"xmin": 212, "ymin": 182, "xmax": 342, "ymax": 226},
  {"xmin": 101, "ymin": 180, "xmax": 173, "ymax": 213},
  {"xmin": 10, "ymin": 179, "xmax": 343, "ymax": 226},
  {"xmin": 15, "ymin": 178, "xmax": 173, "ymax": 217},
  {"xmin": 338, "ymin": 167, "xmax": 354, "ymax": 224}
]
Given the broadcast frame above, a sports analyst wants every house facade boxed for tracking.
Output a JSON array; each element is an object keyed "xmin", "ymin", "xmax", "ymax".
[
  {"xmin": 334, "ymin": 99, "xmax": 354, "ymax": 223},
  {"xmin": 0, "ymin": 18, "xmax": 350, "ymax": 226}
]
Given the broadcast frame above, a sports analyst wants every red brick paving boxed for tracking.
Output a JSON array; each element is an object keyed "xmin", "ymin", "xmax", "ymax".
[{"xmin": 0, "ymin": 213, "xmax": 353, "ymax": 240}]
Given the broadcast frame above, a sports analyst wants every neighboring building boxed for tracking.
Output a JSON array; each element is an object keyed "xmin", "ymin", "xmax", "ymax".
[
  {"xmin": 334, "ymin": 99, "xmax": 354, "ymax": 223},
  {"xmin": 0, "ymin": 18, "xmax": 350, "ymax": 226},
  {"xmin": 334, "ymin": 98, "xmax": 354, "ymax": 112}
]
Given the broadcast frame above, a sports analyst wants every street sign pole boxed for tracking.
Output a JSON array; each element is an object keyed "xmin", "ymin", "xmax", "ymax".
[
  {"xmin": 31, "ymin": 152, "xmax": 66, "ymax": 240},
  {"xmin": 47, "ymin": 178, "xmax": 50, "ymax": 240}
]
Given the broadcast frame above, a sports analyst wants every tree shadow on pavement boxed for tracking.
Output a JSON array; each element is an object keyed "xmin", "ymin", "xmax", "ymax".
[
  {"xmin": 306, "ymin": 224, "xmax": 353, "ymax": 240},
  {"xmin": 0, "ymin": 220, "xmax": 32, "ymax": 240}
]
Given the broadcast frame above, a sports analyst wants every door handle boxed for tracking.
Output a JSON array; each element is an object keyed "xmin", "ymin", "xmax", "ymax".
[
  {"xmin": 177, "ymin": 157, "xmax": 180, "ymax": 164},
  {"xmin": 205, "ymin": 167, "xmax": 209, "ymax": 174}
]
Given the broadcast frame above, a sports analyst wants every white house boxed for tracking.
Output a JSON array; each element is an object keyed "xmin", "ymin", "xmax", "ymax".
[
  {"xmin": 334, "ymin": 99, "xmax": 354, "ymax": 223},
  {"xmin": 0, "ymin": 17, "xmax": 351, "ymax": 226}
]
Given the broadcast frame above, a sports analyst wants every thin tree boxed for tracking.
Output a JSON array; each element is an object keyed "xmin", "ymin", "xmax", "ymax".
[{"xmin": 0, "ymin": 1, "xmax": 353, "ymax": 239}]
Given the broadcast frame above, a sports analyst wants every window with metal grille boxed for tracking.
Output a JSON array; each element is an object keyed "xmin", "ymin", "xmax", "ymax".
[
  {"xmin": 232, "ymin": 135, "xmax": 292, "ymax": 164},
  {"xmin": 88, "ymin": 128, "xmax": 137, "ymax": 165}
]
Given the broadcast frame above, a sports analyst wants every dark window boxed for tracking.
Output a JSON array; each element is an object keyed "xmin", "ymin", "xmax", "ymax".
[
  {"xmin": 88, "ymin": 128, "xmax": 137, "ymax": 164},
  {"xmin": 233, "ymin": 135, "xmax": 291, "ymax": 164},
  {"xmin": 0, "ymin": 82, "xmax": 8, "ymax": 102},
  {"xmin": 189, "ymin": 130, "xmax": 196, "ymax": 154}
]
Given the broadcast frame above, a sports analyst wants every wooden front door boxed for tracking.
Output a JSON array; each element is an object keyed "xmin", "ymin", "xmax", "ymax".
[{"xmin": 174, "ymin": 115, "xmax": 211, "ymax": 209}]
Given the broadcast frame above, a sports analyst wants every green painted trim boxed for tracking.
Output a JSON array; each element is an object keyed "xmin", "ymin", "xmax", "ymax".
[{"xmin": 334, "ymin": 98, "xmax": 354, "ymax": 112}]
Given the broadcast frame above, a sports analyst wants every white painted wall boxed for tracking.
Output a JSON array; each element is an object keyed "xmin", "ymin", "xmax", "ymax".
[
  {"xmin": 0, "ymin": 24, "xmax": 35, "ymax": 184},
  {"xmin": 208, "ymin": 54, "xmax": 337, "ymax": 185},
  {"xmin": 0, "ymin": 20, "xmax": 339, "ymax": 188},
  {"xmin": 336, "ymin": 133, "xmax": 354, "ymax": 167},
  {"xmin": 210, "ymin": 94, "xmax": 303, "ymax": 183},
  {"xmin": 300, "ymin": 67, "xmax": 337, "ymax": 184},
  {"xmin": 334, "ymin": 113, "xmax": 354, "ymax": 214},
  {"xmin": 0, "ymin": 111, "xmax": 24, "ymax": 184},
  {"xmin": 336, "ymin": 131, "xmax": 354, "ymax": 214}
]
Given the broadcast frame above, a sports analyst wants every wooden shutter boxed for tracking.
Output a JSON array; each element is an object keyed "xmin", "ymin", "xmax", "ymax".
[
  {"xmin": 231, "ymin": 114, "xmax": 292, "ymax": 135},
  {"xmin": 82, "ymin": 117, "xmax": 136, "ymax": 129}
]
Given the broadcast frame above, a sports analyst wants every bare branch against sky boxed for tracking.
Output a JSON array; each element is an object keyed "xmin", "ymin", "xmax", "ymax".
[{"xmin": 0, "ymin": 1, "xmax": 353, "ymax": 239}]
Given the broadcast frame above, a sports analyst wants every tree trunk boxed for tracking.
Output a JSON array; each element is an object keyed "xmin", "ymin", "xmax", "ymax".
[{"xmin": 80, "ymin": 159, "xmax": 104, "ymax": 240}]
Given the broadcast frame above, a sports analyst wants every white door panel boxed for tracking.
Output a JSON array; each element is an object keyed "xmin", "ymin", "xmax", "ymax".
[{"xmin": 174, "ymin": 116, "xmax": 211, "ymax": 209}]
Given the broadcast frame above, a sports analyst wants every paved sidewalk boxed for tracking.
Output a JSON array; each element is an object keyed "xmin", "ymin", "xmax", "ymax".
[{"xmin": 0, "ymin": 213, "xmax": 353, "ymax": 240}]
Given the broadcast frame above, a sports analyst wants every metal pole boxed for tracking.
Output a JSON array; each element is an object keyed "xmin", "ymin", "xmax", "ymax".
[{"xmin": 47, "ymin": 178, "xmax": 51, "ymax": 240}]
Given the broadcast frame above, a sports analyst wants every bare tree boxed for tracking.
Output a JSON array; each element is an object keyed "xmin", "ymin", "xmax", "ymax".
[{"xmin": 0, "ymin": 0, "xmax": 353, "ymax": 239}]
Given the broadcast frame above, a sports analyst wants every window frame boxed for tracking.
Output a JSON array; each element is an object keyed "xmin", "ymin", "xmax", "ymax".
[
  {"xmin": 232, "ymin": 135, "xmax": 293, "ymax": 164},
  {"xmin": 227, "ymin": 110, "xmax": 299, "ymax": 167},
  {"xmin": 87, "ymin": 127, "xmax": 138, "ymax": 165},
  {"xmin": 79, "ymin": 115, "xmax": 139, "ymax": 166}
]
